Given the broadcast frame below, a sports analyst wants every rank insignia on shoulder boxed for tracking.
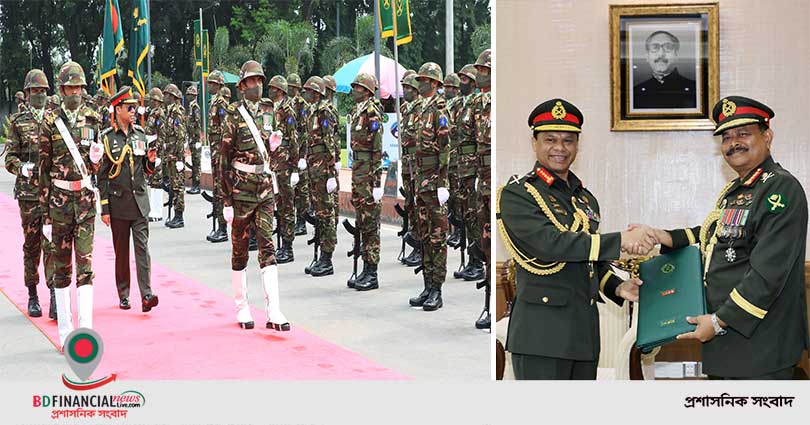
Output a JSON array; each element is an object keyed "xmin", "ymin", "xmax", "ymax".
[
  {"xmin": 766, "ymin": 192, "xmax": 787, "ymax": 214},
  {"xmin": 508, "ymin": 174, "xmax": 521, "ymax": 185},
  {"xmin": 535, "ymin": 167, "xmax": 555, "ymax": 186},
  {"xmin": 761, "ymin": 171, "xmax": 775, "ymax": 183}
]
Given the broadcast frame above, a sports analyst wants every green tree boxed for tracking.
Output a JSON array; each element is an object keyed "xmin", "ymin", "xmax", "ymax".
[
  {"xmin": 320, "ymin": 15, "xmax": 393, "ymax": 75},
  {"xmin": 471, "ymin": 23, "xmax": 490, "ymax": 56},
  {"xmin": 255, "ymin": 20, "xmax": 317, "ymax": 77}
]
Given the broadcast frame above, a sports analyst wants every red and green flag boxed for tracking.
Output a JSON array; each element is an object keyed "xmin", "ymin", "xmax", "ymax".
[
  {"xmin": 378, "ymin": 0, "xmax": 412, "ymax": 45},
  {"xmin": 127, "ymin": 0, "xmax": 149, "ymax": 98},
  {"xmin": 100, "ymin": 0, "xmax": 125, "ymax": 95}
]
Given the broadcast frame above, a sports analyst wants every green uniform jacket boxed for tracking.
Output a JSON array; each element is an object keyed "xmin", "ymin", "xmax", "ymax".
[
  {"xmin": 499, "ymin": 163, "xmax": 625, "ymax": 361},
  {"xmin": 97, "ymin": 125, "xmax": 155, "ymax": 220},
  {"xmin": 662, "ymin": 156, "xmax": 809, "ymax": 377}
]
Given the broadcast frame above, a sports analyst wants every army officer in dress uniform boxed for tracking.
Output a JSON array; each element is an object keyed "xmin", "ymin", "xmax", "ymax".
[
  {"xmin": 650, "ymin": 96, "xmax": 809, "ymax": 379},
  {"xmin": 497, "ymin": 98, "xmax": 657, "ymax": 379},
  {"xmin": 97, "ymin": 87, "xmax": 160, "ymax": 313}
]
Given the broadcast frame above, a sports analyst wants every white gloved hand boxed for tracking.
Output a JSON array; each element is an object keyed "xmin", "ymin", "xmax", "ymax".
[
  {"xmin": 195, "ymin": 142, "xmax": 202, "ymax": 149},
  {"xmin": 223, "ymin": 206, "xmax": 234, "ymax": 223},
  {"xmin": 21, "ymin": 163, "xmax": 34, "ymax": 178},
  {"xmin": 175, "ymin": 161, "xmax": 184, "ymax": 172},
  {"xmin": 154, "ymin": 157, "xmax": 161, "ymax": 168},
  {"xmin": 89, "ymin": 142, "xmax": 104, "ymax": 164},
  {"xmin": 334, "ymin": 161, "xmax": 341, "ymax": 174},
  {"xmin": 297, "ymin": 158, "xmax": 307, "ymax": 170},
  {"xmin": 437, "ymin": 187, "xmax": 450, "ymax": 206},
  {"xmin": 268, "ymin": 130, "xmax": 283, "ymax": 152},
  {"xmin": 137, "ymin": 106, "xmax": 146, "ymax": 115},
  {"xmin": 146, "ymin": 134, "xmax": 158, "ymax": 144},
  {"xmin": 373, "ymin": 187, "xmax": 383, "ymax": 202},
  {"xmin": 42, "ymin": 224, "xmax": 52, "ymax": 242},
  {"xmin": 290, "ymin": 172, "xmax": 300, "ymax": 187},
  {"xmin": 326, "ymin": 177, "xmax": 337, "ymax": 194}
]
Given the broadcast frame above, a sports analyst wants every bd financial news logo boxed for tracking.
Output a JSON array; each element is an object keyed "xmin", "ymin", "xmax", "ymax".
[{"xmin": 32, "ymin": 329, "xmax": 146, "ymax": 420}]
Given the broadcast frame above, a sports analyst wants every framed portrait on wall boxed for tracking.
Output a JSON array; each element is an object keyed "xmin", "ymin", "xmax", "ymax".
[{"xmin": 610, "ymin": 3, "xmax": 719, "ymax": 131}]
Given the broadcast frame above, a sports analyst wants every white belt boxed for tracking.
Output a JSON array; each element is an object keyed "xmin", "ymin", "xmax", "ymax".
[
  {"xmin": 53, "ymin": 177, "xmax": 92, "ymax": 191},
  {"xmin": 232, "ymin": 161, "xmax": 268, "ymax": 175}
]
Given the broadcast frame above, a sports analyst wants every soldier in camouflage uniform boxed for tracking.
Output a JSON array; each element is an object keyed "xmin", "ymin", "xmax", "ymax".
[
  {"xmin": 5, "ymin": 69, "xmax": 54, "ymax": 318},
  {"xmin": 301, "ymin": 76, "xmax": 339, "ymax": 277},
  {"xmin": 267, "ymin": 75, "xmax": 300, "ymax": 264},
  {"xmin": 47, "ymin": 94, "xmax": 61, "ymax": 111},
  {"xmin": 94, "ymin": 91, "xmax": 112, "ymax": 131},
  {"xmin": 454, "ymin": 64, "xmax": 484, "ymax": 281},
  {"xmin": 185, "ymin": 85, "xmax": 202, "ymax": 194},
  {"xmin": 144, "ymin": 87, "xmax": 165, "ymax": 221},
  {"xmin": 407, "ymin": 62, "xmax": 451, "ymax": 312},
  {"xmin": 162, "ymin": 83, "xmax": 187, "ymax": 228},
  {"xmin": 399, "ymin": 74, "xmax": 423, "ymax": 267},
  {"xmin": 443, "ymin": 73, "xmax": 463, "ymax": 249},
  {"xmin": 323, "ymin": 75, "xmax": 341, "ymax": 231},
  {"xmin": 15, "ymin": 91, "xmax": 27, "ymax": 113},
  {"xmin": 472, "ymin": 49, "xmax": 492, "ymax": 329},
  {"xmin": 206, "ymin": 70, "xmax": 229, "ymax": 242},
  {"xmin": 347, "ymin": 73, "xmax": 384, "ymax": 291},
  {"xmin": 220, "ymin": 60, "xmax": 289, "ymax": 332},
  {"xmin": 288, "ymin": 73, "xmax": 311, "ymax": 236},
  {"xmin": 39, "ymin": 61, "xmax": 102, "ymax": 347},
  {"xmin": 221, "ymin": 86, "xmax": 232, "ymax": 102}
]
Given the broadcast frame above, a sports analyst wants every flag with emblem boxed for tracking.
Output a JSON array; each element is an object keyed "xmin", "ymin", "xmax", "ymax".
[
  {"xmin": 378, "ymin": 0, "xmax": 413, "ymax": 46},
  {"xmin": 100, "ymin": 0, "xmax": 125, "ymax": 95},
  {"xmin": 194, "ymin": 19, "xmax": 210, "ymax": 139},
  {"xmin": 127, "ymin": 0, "xmax": 150, "ymax": 98}
]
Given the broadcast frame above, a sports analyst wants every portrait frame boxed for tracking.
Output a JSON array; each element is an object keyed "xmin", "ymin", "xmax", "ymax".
[{"xmin": 610, "ymin": 3, "xmax": 719, "ymax": 131}]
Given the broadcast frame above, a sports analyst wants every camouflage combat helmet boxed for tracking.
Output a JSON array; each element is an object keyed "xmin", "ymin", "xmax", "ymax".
[
  {"xmin": 323, "ymin": 75, "xmax": 337, "ymax": 93},
  {"xmin": 444, "ymin": 73, "xmax": 460, "ymax": 88},
  {"xmin": 287, "ymin": 73, "xmax": 302, "ymax": 88},
  {"xmin": 185, "ymin": 85, "xmax": 198, "ymax": 96},
  {"xmin": 15, "ymin": 91, "xmax": 25, "ymax": 101},
  {"xmin": 49, "ymin": 94, "xmax": 61, "ymax": 105},
  {"xmin": 458, "ymin": 64, "xmax": 477, "ymax": 81},
  {"xmin": 238, "ymin": 60, "xmax": 265, "ymax": 86},
  {"xmin": 402, "ymin": 74, "xmax": 419, "ymax": 90},
  {"xmin": 58, "ymin": 61, "xmax": 86, "ymax": 86},
  {"xmin": 268, "ymin": 75, "xmax": 288, "ymax": 95},
  {"xmin": 475, "ymin": 49, "xmax": 492, "ymax": 69},
  {"xmin": 303, "ymin": 76, "xmax": 325, "ymax": 96},
  {"xmin": 401, "ymin": 69, "xmax": 416, "ymax": 81},
  {"xmin": 132, "ymin": 90, "xmax": 142, "ymax": 101},
  {"xmin": 417, "ymin": 62, "xmax": 444, "ymax": 84},
  {"xmin": 24, "ymin": 69, "xmax": 50, "ymax": 90},
  {"xmin": 148, "ymin": 87, "xmax": 164, "ymax": 103},
  {"xmin": 351, "ymin": 73, "xmax": 376, "ymax": 94},
  {"xmin": 163, "ymin": 83, "xmax": 182, "ymax": 99},
  {"xmin": 259, "ymin": 97, "xmax": 273, "ymax": 107},
  {"xmin": 208, "ymin": 70, "xmax": 225, "ymax": 86},
  {"xmin": 221, "ymin": 86, "xmax": 232, "ymax": 100}
]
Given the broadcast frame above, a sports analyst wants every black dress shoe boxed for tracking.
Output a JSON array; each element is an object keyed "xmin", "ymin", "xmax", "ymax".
[
  {"xmin": 475, "ymin": 309, "xmax": 491, "ymax": 330},
  {"xmin": 355, "ymin": 264, "xmax": 379, "ymax": 291},
  {"xmin": 48, "ymin": 287, "xmax": 57, "ymax": 320},
  {"xmin": 311, "ymin": 252, "xmax": 334, "ymax": 277},
  {"xmin": 239, "ymin": 321, "xmax": 255, "ymax": 329},
  {"xmin": 409, "ymin": 285, "xmax": 431, "ymax": 307},
  {"xmin": 266, "ymin": 321, "xmax": 291, "ymax": 331},
  {"xmin": 422, "ymin": 288, "xmax": 443, "ymax": 311},
  {"xmin": 142, "ymin": 294, "xmax": 159, "ymax": 312},
  {"xmin": 119, "ymin": 297, "xmax": 131, "ymax": 310}
]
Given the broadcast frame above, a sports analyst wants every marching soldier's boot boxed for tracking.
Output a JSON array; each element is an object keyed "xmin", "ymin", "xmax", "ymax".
[
  {"xmin": 77, "ymin": 285, "xmax": 93, "ymax": 329},
  {"xmin": 167, "ymin": 212, "xmax": 184, "ymax": 229},
  {"xmin": 475, "ymin": 283, "xmax": 491, "ymax": 330},
  {"xmin": 409, "ymin": 276, "xmax": 432, "ymax": 307},
  {"xmin": 403, "ymin": 246, "xmax": 422, "ymax": 267},
  {"xmin": 304, "ymin": 252, "xmax": 318, "ymax": 274},
  {"xmin": 27, "ymin": 286, "xmax": 42, "ymax": 317},
  {"xmin": 311, "ymin": 251, "xmax": 334, "ymax": 277},
  {"xmin": 276, "ymin": 240, "xmax": 295, "ymax": 264},
  {"xmin": 206, "ymin": 223, "xmax": 218, "ymax": 242},
  {"xmin": 422, "ymin": 288, "xmax": 443, "ymax": 312},
  {"xmin": 54, "ymin": 287, "xmax": 74, "ymax": 348},
  {"xmin": 48, "ymin": 287, "xmax": 57, "ymax": 320},
  {"xmin": 148, "ymin": 189, "xmax": 163, "ymax": 222},
  {"xmin": 261, "ymin": 265, "xmax": 290, "ymax": 331},
  {"xmin": 347, "ymin": 261, "xmax": 368, "ymax": 289},
  {"xmin": 294, "ymin": 215, "xmax": 307, "ymax": 236},
  {"xmin": 355, "ymin": 263, "xmax": 379, "ymax": 291},
  {"xmin": 447, "ymin": 226, "xmax": 462, "ymax": 248},
  {"xmin": 459, "ymin": 257, "xmax": 484, "ymax": 281},
  {"xmin": 210, "ymin": 227, "xmax": 228, "ymax": 243},
  {"xmin": 186, "ymin": 184, "xmax": 201, "ymax": 195},
  {"xmin": 232, "ymin": 269, "xmax": 254, "ymax": 329}
]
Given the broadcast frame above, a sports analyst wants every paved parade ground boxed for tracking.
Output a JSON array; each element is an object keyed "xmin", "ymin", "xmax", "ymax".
[{"xmin": 0, "ymin": 168, "xmax": 489, "ymax": 381}]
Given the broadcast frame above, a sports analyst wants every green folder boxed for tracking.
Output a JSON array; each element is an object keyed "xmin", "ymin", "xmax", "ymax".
[{"xmin": 636, "ymin": 246, "xmax": 707, "ymax": 351}]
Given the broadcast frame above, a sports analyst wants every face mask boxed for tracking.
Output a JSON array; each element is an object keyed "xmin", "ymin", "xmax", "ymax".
[
  {"xmin": 476, "ymin": 72, "xmax": 490, "ymax": 89},
  {"xmin": 29, "ymin": 92, "xmax": 47, "ymax": 109},
  {"xmin": 404, "ymin": 87, "xmax": 416, "ymax": 102},
  {"xmin": 460, "ymin": 81, "xmax": 474, "ymax": 96},
  {"xmin": 351, "ymin": 87, "xmax": 366, "ymax": 103},
  {"xmin": 303, "ymin": 90, "xmax": 314, "ymax": 104},
  {"xmin": 185, "ymin": 96, "xmax": 195, "ymax": 104},
  {"xmin": 445, "ymin": 88, "xmax": 458, "ymax": 99},
  {"xmin": 244, "ymin": 85, "xmax": 262, "ymax": 102},
  {"xmin": 64, "ymin": 94, "xmax": 82, "ymax": 110},
  {"xmin": 418, "ymin": 81, "xmax": 433, "ymax": 96}
]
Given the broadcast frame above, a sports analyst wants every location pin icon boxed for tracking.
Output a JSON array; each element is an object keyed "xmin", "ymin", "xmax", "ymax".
[{"xmin": 64, "ymin": 328, "xmax": 104, "ymax": 381}]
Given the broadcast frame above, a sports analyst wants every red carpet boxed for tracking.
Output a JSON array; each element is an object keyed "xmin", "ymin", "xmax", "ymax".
[{"xmin": 0, "ymin": 193, "xmax": 405, "ymax": 380}]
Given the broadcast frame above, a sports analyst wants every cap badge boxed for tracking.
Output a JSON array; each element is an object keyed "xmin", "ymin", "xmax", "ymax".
[
  {"xmin": 722, "ymin": 98, "xmax": 737, "ymax": 116},
  {"xmin": 551, "ymin": 101, "xmax": 567, "ymax": 120}
]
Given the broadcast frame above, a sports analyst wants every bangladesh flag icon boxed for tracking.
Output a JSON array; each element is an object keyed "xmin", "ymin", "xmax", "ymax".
[{"xmin": 64, "ymin": 329, "xmax": 104, "ymax": 381}]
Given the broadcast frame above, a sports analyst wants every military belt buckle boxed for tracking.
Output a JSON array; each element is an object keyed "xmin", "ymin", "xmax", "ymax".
[{"xmin": 70, "ymin": 180, "xmax": 82, "ymax": 191}]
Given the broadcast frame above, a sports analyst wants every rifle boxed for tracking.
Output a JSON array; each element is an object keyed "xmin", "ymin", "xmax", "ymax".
[
  {"xmin": 342, "ymin": 218, "xmax": 361, "ymax": 286},
  {"xmin": 447, "ymin": 198, "xmax": 467, "ymax": 272},
  {"xmin": 201, "ymin": 190, "xmax": 218, "ymax": 234},
  {"xmin": 468, "ymin": 240, "xmax": 488, "ymax": 292},
  {"xmin": 394, "ymin": 187, "xmax": 410, "ymax": 262},
  {"xmin": 272, "ymin": 209, "xmax": 282, "ymax": 248},
  {"xmin": 304, "ymin": 210, "xmax": 320, "ymax": 273},
  {"xmin": 160, "ymin": 177, "xmax": 175, "ymax": 222}
]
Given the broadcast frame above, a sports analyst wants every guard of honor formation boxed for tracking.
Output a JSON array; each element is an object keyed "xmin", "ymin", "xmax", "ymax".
[
  {"xmin": 498, "ymin": 95, "xmax": 808, "ymax": 380},
  {"xmin": 5, "ymin": 48, "xmax": 492, "ymax": 348}
]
